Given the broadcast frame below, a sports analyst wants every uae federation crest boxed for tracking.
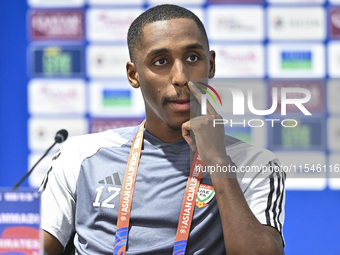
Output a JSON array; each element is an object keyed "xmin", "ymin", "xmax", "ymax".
[{"xmin": 196, "ymin": 184, "xmax": 215, "ymax": 208}]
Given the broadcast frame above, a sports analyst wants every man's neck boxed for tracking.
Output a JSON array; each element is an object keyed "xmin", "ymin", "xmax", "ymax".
[{"xmin": 144, "ymin": 117, "xmax": 184, "ymax": 143}]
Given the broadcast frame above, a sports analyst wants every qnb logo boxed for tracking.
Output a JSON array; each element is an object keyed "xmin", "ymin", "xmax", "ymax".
[
  {"xmin": 200, "ymin": 84, "xmax": 312, "ymax": 116},
  {"xmin": 197, "ymin": 82, "xmax": 222, "ymax": 115}
]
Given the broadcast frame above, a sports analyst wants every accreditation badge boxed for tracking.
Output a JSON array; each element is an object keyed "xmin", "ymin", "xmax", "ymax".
[{"xmin": 196, "ymin": 184, "xmax": 215, "ymax": 208}]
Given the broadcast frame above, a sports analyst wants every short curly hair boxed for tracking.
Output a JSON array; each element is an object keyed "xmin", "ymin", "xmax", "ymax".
[{"xmin": 127, "ymin": 4, "xmax": 209, "ymax": 63}]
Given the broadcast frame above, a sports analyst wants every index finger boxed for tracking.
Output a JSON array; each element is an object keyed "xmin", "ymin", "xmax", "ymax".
[{"xmin": 189, "ymin": 81, "xmax": 219, "ymax": 116}]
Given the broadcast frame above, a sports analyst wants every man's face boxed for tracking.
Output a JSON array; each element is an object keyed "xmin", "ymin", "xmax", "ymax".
[{"xmin": 128, "ymin": 18, "xmax": 215, "ymax": 130}]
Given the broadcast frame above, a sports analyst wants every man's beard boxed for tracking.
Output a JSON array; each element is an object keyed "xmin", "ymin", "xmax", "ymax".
[
  {"xmin": 164, "ymin": 99, "xmax": 200, "ymax": 131},
  {"xmin": 162, "ymin": 88, "xmax": 201, "ymax": 131},
  {"xmin": 165, "ymin": 121, "xmax": 182, "ymax": 131}
]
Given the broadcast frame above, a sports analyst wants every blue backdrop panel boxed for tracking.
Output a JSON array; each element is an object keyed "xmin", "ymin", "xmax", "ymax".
[{"xmin": 0, "ymin": 1, "xmax": 29, "ymax": 188}]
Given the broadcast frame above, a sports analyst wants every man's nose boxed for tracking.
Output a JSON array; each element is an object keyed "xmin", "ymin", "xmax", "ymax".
[{"xmin": 171, "ymin": 59, "xmax": 189, "ymax": 87}]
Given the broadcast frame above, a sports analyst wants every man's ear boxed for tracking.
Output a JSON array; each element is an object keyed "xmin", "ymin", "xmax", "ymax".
[
  {"xmin": 209, "ymin": 50, "xmax": 216, "ymax": 79},
  {"xmin": 126, "ymin": 61, "xmax": 140, "ymax": 88}
]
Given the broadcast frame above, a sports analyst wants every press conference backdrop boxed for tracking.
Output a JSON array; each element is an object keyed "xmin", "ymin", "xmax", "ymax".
[{"xmin": 0, "ymin": 0, "xmax": 339, "ymax": 254}]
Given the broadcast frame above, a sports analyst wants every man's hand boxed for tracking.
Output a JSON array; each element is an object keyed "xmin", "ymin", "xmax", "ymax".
[
  {"xmin": 182, "ymin": 81, "xmax": 229, "ymax": 168},
  {"xmin": 181, "ymin": 81, "xmax": 284, "ymax": 255}
]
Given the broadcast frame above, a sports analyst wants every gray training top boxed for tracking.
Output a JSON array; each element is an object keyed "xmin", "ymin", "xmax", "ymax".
[{"xmin": 40, "ymin": 125, "xmax": 285, "ymax": 254}]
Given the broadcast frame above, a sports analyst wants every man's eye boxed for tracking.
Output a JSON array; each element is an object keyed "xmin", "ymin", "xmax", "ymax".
[
  {"xmin": 154, "ymin": 59, "xmax": 167, "ymax": 66},
  {"xmin": 187, "ymin": 55, "xmax": 198, "ymax": 62}
]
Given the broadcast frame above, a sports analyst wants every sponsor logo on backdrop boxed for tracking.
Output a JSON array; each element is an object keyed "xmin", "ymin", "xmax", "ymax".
[
  {"xmin": 269, "ymin": 80, "xmax": 324, "ymax": 114},
  {"xmin": 30, "ymin": 10, "xmax": 84, "ymax": 40},
  {"xmin": 31, "ymin": 46, "xmax": 83, "ymax": 77},
  {"xmin": 269, "ymin": 118, "xmax": 324, "ymax": 150},
  {"xmin": 90, "ymin": 118, "xmax": 144, "ymax": 133},
  {"xmin": 328, "ymin": 118, "xmax": 340, "ymax": 151},
  {"xmin": 87, "ymin": 45, "xmax": 129, "ymax": 78},
  {"xmin": 208, "ymin": 7, "xmax": 263, "ymax": 40},
  {"xmin": 268, "ymin": 7, "xmax": 325, "ymax": 40},
  {"xmin": 89, "ymin": 81, "xmax": 144, "ymax": 117},
  {"xmin": 271, "ymin": 17, "xmax": 320, "ymax": 31},
  {"xmin": 268, "ymin": 44, "xmax": 325, "ymax": 77},
  {"xmin": 327, "ymin": 79, "xmax": 340, "ymax": 114},
  {"xmin": 28, "ymin": 118, "xmax": 88, "ymax": 151},
  {"xmin": 217, "ymin": 18, "xmax": 255, "ymax": 32},
  {"xmin": 281, "ymin": 51, "xmax": 312, "ymax": 70},
  {"xmin": 28, "ymin": 79, "xmax": 86, "ymax": 115},
  {"xmin": 272, "ymin": 17, "xmax": 283, "ymax": 29},
  {"xmin": 213, "ymin": 45, "xmax": 264, "ymax": 77},
  {"xmin": 28, "ymin": 0, "xmax": 84, "ymax": 7},
  {"xmin": 102, "ymin": 89, "xmax": 131, "ymax": 107},
  {"xmin": 330, "ymin": 8, "xmax": 340, "ymax": 38},
  {"xmin": 87, "ymin": 9, "xmax": 142, "ymax": 41}
]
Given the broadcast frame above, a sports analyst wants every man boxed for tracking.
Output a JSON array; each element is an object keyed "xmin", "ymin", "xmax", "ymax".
[{"xmin": 41, "ymin": 4, "xmax": 285, "ymax": 255}]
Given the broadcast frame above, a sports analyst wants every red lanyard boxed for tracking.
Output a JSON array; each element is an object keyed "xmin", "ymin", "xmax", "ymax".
[{"xmin": 113, "ymin": 121, "xmax": 204, "ymax": 255}]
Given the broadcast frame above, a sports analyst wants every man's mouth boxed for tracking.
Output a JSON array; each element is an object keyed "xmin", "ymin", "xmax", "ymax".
[
  {"xmin": 172, "ymin": 99, "xmax": 190, "ymax": 104},
  {"xmin": 168, "ymin": 99, "xmax": 191, "ymax": 111}
]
